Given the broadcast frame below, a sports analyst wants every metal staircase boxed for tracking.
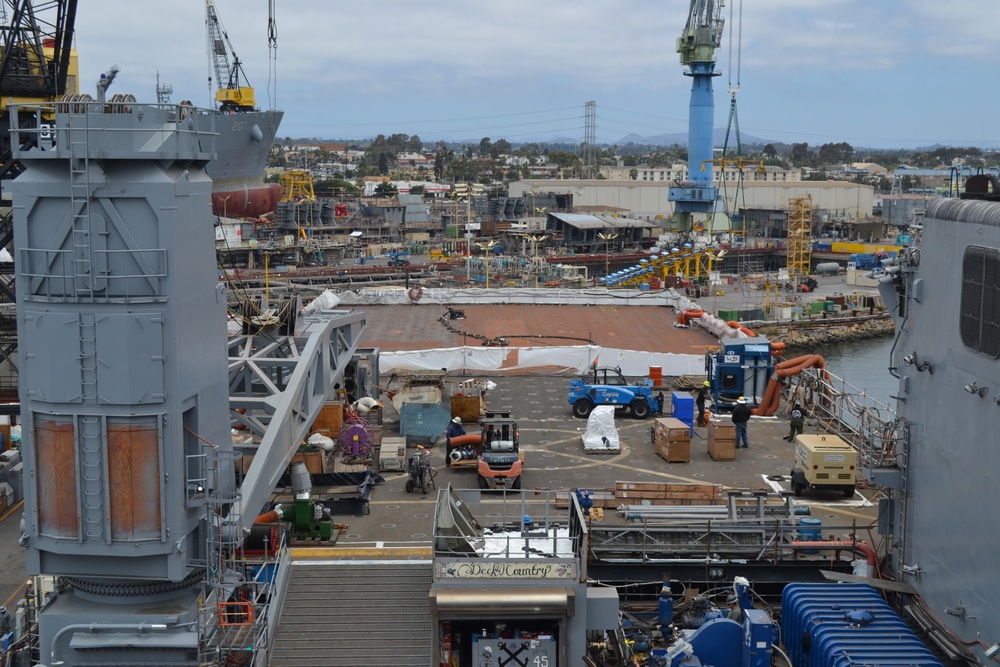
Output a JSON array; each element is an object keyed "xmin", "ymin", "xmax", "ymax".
[{"xmin": 269, "ymin": 561, "xmax": 434, "ymax": 666}]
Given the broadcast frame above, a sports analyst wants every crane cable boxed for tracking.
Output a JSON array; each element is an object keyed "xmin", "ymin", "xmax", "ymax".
[
  {"xmin": 267, "ymin": 0, "xmax": 278, "ymax": 112},
  {"xmin": 717, "ymin": 0, "xmax": 750, "ymax": 256},
  {"xmin": 726, "ymin": 0, "xmax": 743, "ymax": 96}
]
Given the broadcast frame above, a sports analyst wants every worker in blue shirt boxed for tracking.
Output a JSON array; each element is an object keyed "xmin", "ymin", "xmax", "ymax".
[{"xmin": 445, "ymin": 417, "xmax": 466, "ymax": 467}]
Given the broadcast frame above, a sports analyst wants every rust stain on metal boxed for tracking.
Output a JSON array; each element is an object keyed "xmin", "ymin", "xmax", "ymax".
[
  {"xmin": 34, "ymin": 417, "xmax": 79, "ymax": 539},
  {"xmin": 108, "ymin": 420, "xmax": 162, "ymax": 541}
]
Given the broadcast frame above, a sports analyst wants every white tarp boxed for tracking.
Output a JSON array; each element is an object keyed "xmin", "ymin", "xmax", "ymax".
[
  {"xmin": 599, "ymin": 347, "xmax": 707, "ymax": 376},
  {"xmin": 378, "ymin": 346, "xmax": 510, "ymax": 373},
  {"xmin": 582, "ymin": 406, "xmax": 620, "ymax": 452},
  {"xmin": 377, "ymin": 344, "xmax": 704, "ymax": 376},
  {"xmin": 512, "ymin": 345, "xmax": 598, "ymax": 373},
  {"xmin": 303, "ymin": 289, "xmax": 342, "ymax": 313},
  {"xmin": 332, "ymin": 286, "xmax": 686, "ymax": 307}
]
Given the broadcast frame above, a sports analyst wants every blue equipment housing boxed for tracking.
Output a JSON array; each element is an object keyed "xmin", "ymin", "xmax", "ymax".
[
  {"xmin": 705, "ymin": 338, "xmax": 774, "ymax": 411},
  {"xmin": 781, "ymin": 583, "xmax": 942, "ymax": 667}
]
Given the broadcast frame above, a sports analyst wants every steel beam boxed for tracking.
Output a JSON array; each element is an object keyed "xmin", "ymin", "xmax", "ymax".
[{"xmin": 224, "ymin": 309, "xmax": 366, "ymax": 539}]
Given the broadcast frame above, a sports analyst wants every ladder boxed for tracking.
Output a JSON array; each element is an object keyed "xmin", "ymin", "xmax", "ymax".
[
  {"xmin": 66, "ymin": 106, "xmax": 95, "ymax": 297},
  {"xmin": 78, "ymin": 413, "xmax": 106, "ymax": 542}
]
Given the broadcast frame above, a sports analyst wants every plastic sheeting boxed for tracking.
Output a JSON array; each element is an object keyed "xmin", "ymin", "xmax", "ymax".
[
  {"xmin": 379, "ymin": 346, "xmax": 510, "ymax": 373},
  {"xmin": 673, "ymin": 294, "xmax": 751, "ymax": 340},
  {"xmin": 377, "ymin": 344, "xmax": 704, "ymax": 376},
  {"xmin": 332, "ymin": 286, "xmax": 686, "ymax": 308},
  {"xmin": 582, "ymin": 406, "xmax": 620, "ymax": 452},
  {"xmin": 303, "ymin": 289, "xmax": 341, "ymax": 313},
  {"xmin": 599, "ymin": 347, "xmax": 706, "ymax": 376}
]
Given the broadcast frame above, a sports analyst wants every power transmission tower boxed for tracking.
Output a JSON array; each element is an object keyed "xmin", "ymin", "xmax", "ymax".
[{"xmin": 583, "ymin": 100, "xmax": 597, "ymax": 179}]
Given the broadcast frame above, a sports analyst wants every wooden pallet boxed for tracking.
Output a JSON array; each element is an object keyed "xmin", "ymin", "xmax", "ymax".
[{"xmin": 584, "ymin": 446, "xmax": 621, "ymax": 455}]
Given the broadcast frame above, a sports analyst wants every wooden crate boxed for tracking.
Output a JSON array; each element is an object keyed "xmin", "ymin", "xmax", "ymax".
[
  {"xmin": 311, "ymin": 401, "xmax": 344, "ymax": 437},
  {"xmin": 708, "ymin": 437, "xmax": 736, "ymax": 461},
  {"xmin": 655, "ymin": 439, "xmax": 690, "ymax": 463},
  {"xmin": 290, "ymin": 449, "xmax": 327, "ymax": 474},
  {"xmin": 0, "ymin": 416, "xmax": 10, "ymax": 451},
  {"xmin": 707, "ymin": 420, "xmax": 736, "ymax": 440},
  {"xmin": 654, "ymin": 417, "xmax": 690, "ymax": 442}
]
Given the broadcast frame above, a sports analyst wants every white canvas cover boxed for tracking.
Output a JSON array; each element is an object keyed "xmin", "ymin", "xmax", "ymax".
[{"xmin": 582, "ymin": 405, "xmax": 620, "ymax": 452}]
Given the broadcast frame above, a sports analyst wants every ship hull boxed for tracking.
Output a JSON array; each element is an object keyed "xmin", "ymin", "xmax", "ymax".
[{"xmin": 204, "ymin": 108, "xmax": 283, "ymax": 217}]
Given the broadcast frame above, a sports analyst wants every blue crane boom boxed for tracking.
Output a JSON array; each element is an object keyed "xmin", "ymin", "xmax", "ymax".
[{"xmin": 668, "ymin": 0, "xmax": 725, "ymax": 227}]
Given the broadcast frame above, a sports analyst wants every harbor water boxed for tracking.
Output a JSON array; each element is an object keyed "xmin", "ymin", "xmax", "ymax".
[{"xmin": 816, "ymin": 336, "xmax": 897, "ymax": 408}]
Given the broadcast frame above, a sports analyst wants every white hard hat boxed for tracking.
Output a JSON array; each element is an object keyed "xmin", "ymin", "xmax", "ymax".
[
  {"xmin": 452, "ymin": 417, "xmax": 462, "ymax": 424},
  {"xmin": 737, "ymin": 396, "xmax": 746, "ymax": 404}
]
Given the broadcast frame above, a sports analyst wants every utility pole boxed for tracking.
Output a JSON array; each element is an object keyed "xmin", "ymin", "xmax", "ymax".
[
  {"xmin": 583, "ymin": 101, "xmax": 597, "ymax": 179},
  {"xmin": 598, "ymin": 231, "xmax": 618, "ymax": 279},
  {"xmin": 475, "ymin": 240, "xmax": 497, "ymax": 288},
  {"xmin": 526, "ymin": 234, "xmax": 549, "ymax": 288}
]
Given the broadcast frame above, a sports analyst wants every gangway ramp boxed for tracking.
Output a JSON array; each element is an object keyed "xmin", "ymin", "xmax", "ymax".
[{"xmin": 269, "ymin": 552, "xmax": 434, "ymax": 666}]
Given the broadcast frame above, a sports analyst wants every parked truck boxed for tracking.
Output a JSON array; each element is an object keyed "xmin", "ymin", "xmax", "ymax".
[{"xmin": 447, "ymin": 410, "xmax": 524, "ymax": 490}]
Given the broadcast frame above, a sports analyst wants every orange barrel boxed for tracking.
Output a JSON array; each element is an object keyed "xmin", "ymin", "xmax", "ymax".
[{"xmin": 649, "ymin": 366, "xmax": 663, "ymax": 387}]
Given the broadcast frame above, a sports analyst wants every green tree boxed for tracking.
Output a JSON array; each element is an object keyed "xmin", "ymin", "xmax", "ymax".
[
  {"xmin": 478, "ymin": 137, "xmax": 492, "ymax": 157},
  {"xmin": 374, "ymin": 181, "xmax": 398, "ymax": 197},
  {"xmin": 818, "ymin": 142, "xmax": 854, "ymax": 163},
  {"xmin": 490, "ymin": 138, "xmax": 512, "ymax": 159}
]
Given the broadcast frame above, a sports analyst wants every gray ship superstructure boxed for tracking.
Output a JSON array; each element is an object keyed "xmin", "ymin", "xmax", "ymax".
[
  {"xmin": 10, "ymin": 100, "xmax": 362, "ymax": 666},
  {"xmin": 878, "ymin": 177, "xmax": 1000, "ymax": 662},
  {"xmin": 204, "ymin": 108, "xmax": 284, "ymax": 217}
]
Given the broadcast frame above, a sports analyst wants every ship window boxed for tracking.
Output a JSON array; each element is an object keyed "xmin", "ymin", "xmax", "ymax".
[{"xmin": 961, "ymin": 246, "xmax": 1000, "ymax": 358}]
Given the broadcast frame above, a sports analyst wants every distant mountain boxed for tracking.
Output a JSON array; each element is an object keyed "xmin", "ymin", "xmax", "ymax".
[{"xmin": 616, "ymin": 128, "xmax": 772, "ymax": 148}]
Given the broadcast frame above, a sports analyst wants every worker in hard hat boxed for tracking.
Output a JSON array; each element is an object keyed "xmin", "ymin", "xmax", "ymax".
[
  {"xmin": 731, "ymin": 397, "xmax": 752, "ymax": 449},
  {"xmin": 726, "ymin": 593, "xmax": 743, "ymax": 624},
  {"xmin": 695, "ymin": 380, "xmax": 711, "ymax": 426},
  {"xmin": 444, "ymin": 417, "xmax": 466, "ymax": 467}
]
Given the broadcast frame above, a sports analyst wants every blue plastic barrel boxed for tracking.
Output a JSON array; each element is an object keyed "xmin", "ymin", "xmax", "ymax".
[{"xmin": 799, "ymin": 517, "xmax": 822, "ymax": 552}]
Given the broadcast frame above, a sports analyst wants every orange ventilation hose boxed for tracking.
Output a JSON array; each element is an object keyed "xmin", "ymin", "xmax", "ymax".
[
  {"xmin": 752, "ymin": 354, "xmax": 829, "ymax": 416},
  {"xmin": 676, "ymin": 309, "xmax": 705, "ymax": 326},
  {"xmin": 448, "ymin": 434, "xmax": 482, "ymax": 448}
]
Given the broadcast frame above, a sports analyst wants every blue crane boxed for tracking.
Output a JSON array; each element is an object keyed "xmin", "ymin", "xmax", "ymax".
[{"xmin": 668, "ymin": 0, "xmax": 725, "ymax": 231}]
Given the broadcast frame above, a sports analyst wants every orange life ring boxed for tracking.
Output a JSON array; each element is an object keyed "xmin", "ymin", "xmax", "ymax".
[{"xmin": 408, "ymin": 286, "xmax": 423, "ymax": 302}]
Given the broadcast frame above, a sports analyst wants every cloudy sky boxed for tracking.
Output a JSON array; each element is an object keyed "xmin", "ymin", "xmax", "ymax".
[{"xmin": 72, "ymin": 0, "xmax": 999, "ymax": 150}]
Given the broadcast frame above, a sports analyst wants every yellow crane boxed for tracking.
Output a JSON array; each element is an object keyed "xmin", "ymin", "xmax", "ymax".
[{"xmin": 206, "ymin": 0, "xmax": 257, "ymax": 111}]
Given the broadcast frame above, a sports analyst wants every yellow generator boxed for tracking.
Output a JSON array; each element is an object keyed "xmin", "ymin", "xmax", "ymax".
[{"xmin": 790, "ymin": 434, "xmax": 857, "ymax": 498}]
